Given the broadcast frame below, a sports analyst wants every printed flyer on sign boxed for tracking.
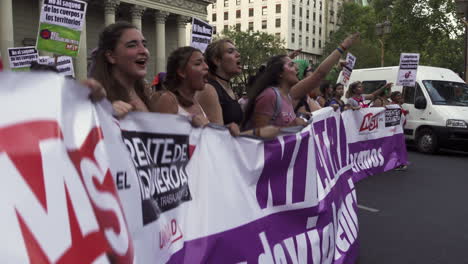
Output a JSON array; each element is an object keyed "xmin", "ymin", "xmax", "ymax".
[
  {"xmin": 36, "ymin": 0, "xmax": 87, "ymax": 57},
  {"xmin": 121, "ymin": 128, "xmax": 192, "ymax": 225},
  {"xmin": 56, "ymin": 56, "xmax": 75, "ymax": 77},
  {"xmin": 191, "ymin": 18, "xmax": 213, "ymax": 52},
  {"xmin": 7, "ymin": 47, "xmax": 39, "ymax": 71},
  {"xmin": 396, "ymin": 53, "xmax": 420, "ymax": 86},
  {"xmin": 37, "ymin": 55, "xmax": 75, "ymax": 77},
  {"xmin": 341, "ymin": 53, "xmax": 356, "ymax": 85}
]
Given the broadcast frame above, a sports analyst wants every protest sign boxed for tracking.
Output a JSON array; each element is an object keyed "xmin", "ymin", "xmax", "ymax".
[
  {"xmin": 396, "ymin": 53, "xmax": 420, "ymax": 87},
  {"xmin": 341, "ymin": 53, "xmax": 357, "ymax": 85},
  {"xmin": 36, "ymin": 0, "xmax": 87, "ymax": 57},
  {"xmin": 342, "ymin": 105, "xmax": 408, "ymax": 182},
  {"xmin": 36, "ymin": 55, "xmax": 75, "ymax": 77},
  {"xmin": 56, "ymin": 56, "xmax": 75, "ymax": 77},
  {"xmin": 37, "ymin": 56, "xmax": 54, "ymax": 65},
  {"xmin": 7, "ymin": 47, "xmax": 38, "ymax": 71},
  {"xmin": 191, "ymin": 18, "xmax": 213, "ymax": 52}
]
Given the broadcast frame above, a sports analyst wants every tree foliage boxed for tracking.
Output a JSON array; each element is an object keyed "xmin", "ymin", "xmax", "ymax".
[
  {"xmin": 215, "ymin": 27, "xmax": 286, "ymax": 92},
  {"xmin": 322, "ymin": 0, "xmax": 465, "ymax": 82}
]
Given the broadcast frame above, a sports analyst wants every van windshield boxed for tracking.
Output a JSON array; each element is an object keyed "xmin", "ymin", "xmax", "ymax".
[{"xmin": 422, "ymin": 80, "xmax": 468, "ymax": 106}]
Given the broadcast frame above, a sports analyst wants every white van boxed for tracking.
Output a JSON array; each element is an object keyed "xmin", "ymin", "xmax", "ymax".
[{"xmin": 340, "ymin": 66, "xmax": 468, "ymax": 153}]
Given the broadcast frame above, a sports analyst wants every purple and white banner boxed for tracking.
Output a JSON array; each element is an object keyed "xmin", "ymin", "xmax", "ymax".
[
  {"xmin": 342, "ymin": 105, "xmax": 408, "ymax": 182},
  {"xmin": 0, "ymin": 73, "xmax": 407, "ymax": 263},
  {"xmin": 113, "ymin": 108, "xmax": 359, "ymax": 264}
]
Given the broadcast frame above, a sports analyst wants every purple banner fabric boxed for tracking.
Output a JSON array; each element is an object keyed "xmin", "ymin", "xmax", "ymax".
[
  {"xmin": 168, "ymin": 117, "xmax": 359, "ymax": 264},
  {"xmin": 168, "ymin": 171, "xmax": 359, "ymax": 264},
  {"xmin": 349, "ymin": 133, "xmax": 408, "ymax": 183}
]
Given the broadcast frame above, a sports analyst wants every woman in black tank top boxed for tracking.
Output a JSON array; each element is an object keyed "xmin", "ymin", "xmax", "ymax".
[
  {"xmin": 206, "ymin": 78, "xmax": 243, "ymax": 125},
  {"xmin": 196, "ymin": 39, "xmax": 243, "ymax": 125}
]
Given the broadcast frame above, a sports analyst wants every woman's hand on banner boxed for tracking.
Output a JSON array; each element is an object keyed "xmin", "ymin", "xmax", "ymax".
[
  {"xmin": 191, "ymin": 114, "xmax": 210, "ymax": 127},
  {"xmin": 226, "ymin": 122, "xmax": 241, "ymax": 137},
  {"xmin": 292, "ymin": 117, "xmax": 308, "ymax": 127},
  {"xmin": 112, "ymin": 100, "xmax": 133, "ymax": 119},
  {"xmin": 82, "ymin": 78, "xmax": 106, "ymax": 102},
  {"xmin": 258, "ymin": 126, "xmax": 281, "ymax": 139}
]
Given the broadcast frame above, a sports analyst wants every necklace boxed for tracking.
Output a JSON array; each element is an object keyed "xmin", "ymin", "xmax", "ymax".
[{"xmin": 214, "ymin": 72, "xmax": 230, "ymax": 84}]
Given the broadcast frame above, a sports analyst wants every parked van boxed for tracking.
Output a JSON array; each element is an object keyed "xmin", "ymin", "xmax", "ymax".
[{"xmin": 340, "ymin": 66, "xmax": 468, "ymax": 153}]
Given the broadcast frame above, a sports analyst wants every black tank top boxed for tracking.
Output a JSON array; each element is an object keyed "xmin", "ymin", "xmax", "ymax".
[{"xmin": 207, "ymin": 78, "xmax": 244, "ymax": 125}]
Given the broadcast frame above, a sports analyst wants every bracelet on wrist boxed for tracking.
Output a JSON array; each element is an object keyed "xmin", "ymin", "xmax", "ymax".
[
  {"xmin": 336, "ymin": 47, "xmax": 344, "ymax": 54},
  {"xmin": 339, "ymin": 44, "xmax": 347, "ymax": 51}
]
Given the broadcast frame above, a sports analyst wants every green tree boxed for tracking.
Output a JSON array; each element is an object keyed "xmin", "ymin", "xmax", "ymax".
[
  {"xmin": 215, "ymin": 27, "xmax": 286, "ymax": 92},
  {"xmin": 388, "ymin": 0, "xmax": 464, "ymax": 73},
  {"xmin": 322, "ymin": 0, "xmax": 465, "ymax": 82}
]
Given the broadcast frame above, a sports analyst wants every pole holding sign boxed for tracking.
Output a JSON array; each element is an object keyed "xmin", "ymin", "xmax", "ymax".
[
  {"xmin": 191, "ymin": 18, "xmax": 213, "ymax": 53},
  {"xmin": 0, "ymin": 52, "xmax": 3, "ymax": 72},
  {"xmin": 36, "ymin": 0, "xmax": 88, "ymax": 57},
  {"xmin": 396, "ymin": 53, "xmax": 420, "ymax": 87}
]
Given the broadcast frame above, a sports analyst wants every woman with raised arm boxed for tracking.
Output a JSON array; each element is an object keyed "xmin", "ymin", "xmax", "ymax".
[
  {"xmin": 243, "ymin": 33, "xmax": 360, "ymax": 129},
  {"xmin": 345, "ymin": 81, "xmax": 393, "ymax": 109},
  {"xmin": 89, "ymin": 21, "xmax": 152, "ymax": 117}
]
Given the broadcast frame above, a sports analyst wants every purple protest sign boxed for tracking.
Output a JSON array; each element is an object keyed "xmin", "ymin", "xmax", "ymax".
[
  {"xmin": 342, "ymin": 106, "xmax": 409, "ymax": 183},
  {"xmin": 349, "ymin": 133, "xmax": 408, "ymax": 182}
]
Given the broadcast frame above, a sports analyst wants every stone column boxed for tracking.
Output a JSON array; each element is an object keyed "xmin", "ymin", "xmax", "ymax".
[
  {"xmin": 0, "ymin": 0, "xmax": 14, "ymax": 71},
  {"xmin": 75, "ymin": 17, "xmax": 87, "ymax": 80},
  {"xmin": 154, "ymin": 11, "xmax": 170, "ymax": 73},
  {"xmin": 104, "ymin": 0, "xmax": 120, "ymax": 26},
  {"xmin": 176, "ymin": 15, "xmax": 190, "ymax": 47},
  {"xmin": 130, "ymin": 5, "xmax": 146, "ymax": 30}
]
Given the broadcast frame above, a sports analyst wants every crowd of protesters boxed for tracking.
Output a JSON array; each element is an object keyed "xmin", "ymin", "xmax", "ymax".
[{"xmin": 29, "ymin": 21, "xmax": 409, "ymax": 143}]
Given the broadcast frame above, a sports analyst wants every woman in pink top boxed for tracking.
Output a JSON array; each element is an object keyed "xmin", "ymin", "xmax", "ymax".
[{"xmin": 243, "ymin": 33, "xmax": 360, "ymax": 129}]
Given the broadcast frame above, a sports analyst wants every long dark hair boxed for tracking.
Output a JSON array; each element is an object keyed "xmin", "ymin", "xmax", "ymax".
[
  {"xmin": 90, "ymin": 22, "xmax": 150, "ymax": 106},
  {"xmin": 345, "ymin": 81, "xmax": 362, "ymax": 98},
  {"xmin": 242, "ymin": 54, "xmax": 287, "ymax": 128},
  {"xmin": 164, "ymin": 46, "xmax": 201, "ymax": 107}
]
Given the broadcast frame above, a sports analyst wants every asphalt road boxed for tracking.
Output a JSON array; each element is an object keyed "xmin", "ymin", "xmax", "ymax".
[{"xmin": 356, "ymin": 147, "xmax": 468, "ymax": 264}]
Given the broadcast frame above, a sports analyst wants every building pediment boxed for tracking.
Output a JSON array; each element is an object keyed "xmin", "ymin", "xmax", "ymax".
[{"xmin": 118, "ymin": 0, "xmax": 209, "ymax": 19}]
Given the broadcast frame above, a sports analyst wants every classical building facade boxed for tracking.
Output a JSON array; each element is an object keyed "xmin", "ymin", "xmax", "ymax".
[
  {"xmin": 207, "ymin": 0, "xmax": 344, "ymax": 64},
  {"xmin": 0, "ymin": 0, "xmax": 210, "ymax": 80}
]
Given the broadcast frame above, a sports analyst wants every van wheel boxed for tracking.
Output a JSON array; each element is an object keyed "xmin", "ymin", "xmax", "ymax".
[{"xmin": 416, "ymin": 128, "xmax": 439, "ymax": 154}]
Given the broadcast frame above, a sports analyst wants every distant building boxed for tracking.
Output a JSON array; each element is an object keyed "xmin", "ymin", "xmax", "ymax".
[
  {"xmin": 207, "ymin": 0, "xmax": 345, "ymax": 64},
  {"xmin": 353, "ymin": 0, "xmax": 369, "ymax": 6}
]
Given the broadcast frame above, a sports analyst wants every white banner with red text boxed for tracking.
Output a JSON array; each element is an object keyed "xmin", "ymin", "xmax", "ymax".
[{"xmin": 0, "ymin": 73, "xmax": 408, "ymax": 263}]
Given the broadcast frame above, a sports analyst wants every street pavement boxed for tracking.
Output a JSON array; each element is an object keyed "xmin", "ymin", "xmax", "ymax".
[{"xmin": 356, "ymin": 147, "xmax": 468, "ymax": 264}]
